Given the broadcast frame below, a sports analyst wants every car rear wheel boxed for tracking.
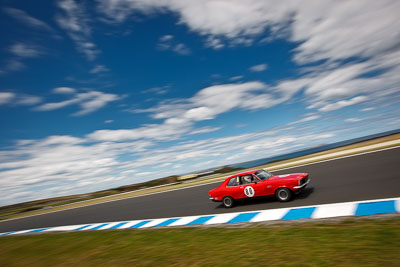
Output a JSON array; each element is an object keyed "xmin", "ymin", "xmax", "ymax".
[
  {"xmin": 222, "ymin": 196, "xmax": 234, "ymax": 208},
  {"xmin": 276, "ymin": 188, "xmax": 292, "ymax": 202}
]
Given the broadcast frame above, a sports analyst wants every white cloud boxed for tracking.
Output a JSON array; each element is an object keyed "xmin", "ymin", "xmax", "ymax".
[
  {"xmin": 90, "ymin": 65, "xmax": 110, "ymax": 74},
  {"xmin": 16, "ymin": 95, "xmax": 42, "ymax": 105},
  {"xmin": 136, "ymin": 81, "xmax": 288, "ymax": 123},
  {"xmin": 288, "ymin": 114, "xmax": 320, "ymax": 125},
  {"xmin": 249, "ymin": 63, "xmax": 267, "ymax": 72},
  {"xmin": 3, "ymin": 7, "xmax": 58, "ymax": 34},
  {"xmin": 95, "ymin": 81, "xmax": 288, "ymax": 143},
  {"xmin": 57, "ymin": 0, "xmax": 89, "ymax": 34},
  {"xmin": 88, "ymin": 119, "xmax": 192, "ymax": 142},
  {"xmin": 53, "ymin": 87, "xmax": 77, "ymax": 94},
  {"xmin": 319, "ymin": 96, "xmax": 368, "ymax": 112},
  {"xmin": 290, "ymin": 1, "xmax": 400, "ymax": 64},
  {"xmin": 95, "ymin": 1, "xmax": 400, "ymax": 116},
  {"xmin": 76, "ymin": 91, "xmax": 120, "ymax": 116},
  {"xmin": 9, "ymin": 43, "xmax": 42, "ymax": 58},
  {"xmin": 0, "ymin": 92, "xmax": 15, "ymax": 105},
  {"xmin": 135, "ymin": 171, "xmax": 153, "ymax": 176},
  {"xmin": 98, "ymin": 0, "xmax": 283, "ymax": 42},
  {"xmin": 2, "ymin": 43, "xmax": 43, "ymax": 74},
  {"xmin": 173, "ymin": 43, "xmax": 191, "ymax": 55},
  {"xmin": 160, "ymin": 34, "xmax": 173, "ymax": 42},
  {"xmin": 36, "ymin": 89, "xmax": 121, "ymax": 115},
  {"xmin": 229, "ymin": 75, "xmax": 243, "ymax": 81},
  {"xmin": 97, "ymin": 0, "xmax": 400, "ymax": 66},
  {"xmin": 157, "ymin": 34, "xmax": 191, "ymax": 55},
  {"xmin": 115, "ymin": 126, "xmax": 339, "ymax": 173},
  {"xmin": 94, "ymin": 6, "xmax": 389, "ymax": 126},
  {"xmin": 0, "ymin": 135, "xmax": 123, "ymax": 203},
  {"xmin": 4, "ymin": 59, "xmax": 25, "ymax": 72},
  {"xmin": 36, "ymin": 99, "xmax": 78, "ymax": 111},
  {"xmin": 205, "ymin": 36, "xmax": 224, "ymax": 49},
  {"xmin": 141, "ymin": 85, "xmax": 170, "ymax": 95},
  {"xmin": 192, "ymin": 160, "xmax": 215, "ymax": 168},
  {"xmin": 56, "ymin": 0, "xmax": 100, "ymax": 60},
  {"xmin": 0, "ymin": 92, "xmax": 41, "ymax": 106},
  {"xmin": 345, "ymin": 118, "xmax": 363, "ymax": 123},
  {"xmin": 305, "ymin": 64, "xmax": 370, "ymax": 101},
  {"xmin": 184, "ymin": 106, "xmax": 215, "ymax": 121},
  {"xmin": 189, "ymin": 126, "xmax": 221, "ymax": 135},
  {"xmin": 361, "ymin": 107, "xmax": 375, "ymax": 112}
]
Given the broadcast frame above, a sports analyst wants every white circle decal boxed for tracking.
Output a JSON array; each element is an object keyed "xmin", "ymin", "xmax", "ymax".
[{"xmin": 244, "ymin": 186, "xmax": 255, "ymax": 197}]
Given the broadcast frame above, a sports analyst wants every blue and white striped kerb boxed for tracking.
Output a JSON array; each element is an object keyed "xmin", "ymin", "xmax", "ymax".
[{"xmin": 1, "ymin": 197, "xmax": 399, "ymax": 237}]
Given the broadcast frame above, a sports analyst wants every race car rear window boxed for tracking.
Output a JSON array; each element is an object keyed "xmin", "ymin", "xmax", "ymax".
[{"xmin": 227, "ymin": 177, "xmax": 240, "ymax": 186}]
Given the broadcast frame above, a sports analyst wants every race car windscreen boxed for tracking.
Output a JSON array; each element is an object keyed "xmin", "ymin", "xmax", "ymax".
[{"xmin": 254, "ymin": 170, "xmax": 273, "ymax": 180}]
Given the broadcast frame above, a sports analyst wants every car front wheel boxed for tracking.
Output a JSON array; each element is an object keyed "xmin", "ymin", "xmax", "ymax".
[
  {"xmin": 275, "ymin": 188, "xmax": 292, "ymax": 202},
  {"xmin": 222, "ymin": 196, "xmax": 234, "ymax": 208}
]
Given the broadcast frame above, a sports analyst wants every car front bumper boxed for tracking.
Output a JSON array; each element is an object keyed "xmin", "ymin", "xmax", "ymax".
[{"xmin": 293, "ymin": 178, "xmax": 310, "ymax": 190}]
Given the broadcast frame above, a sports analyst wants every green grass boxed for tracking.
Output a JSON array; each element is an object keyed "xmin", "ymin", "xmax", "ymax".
[{"xmin": 1, "ymin": 218, "xmax": 399, "ymax": 266}]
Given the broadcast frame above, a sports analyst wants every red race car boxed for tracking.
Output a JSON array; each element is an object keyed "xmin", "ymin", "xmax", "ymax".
[{"xmin": 208, "ymin": 169, "xmax": 310, "ymax": 208}]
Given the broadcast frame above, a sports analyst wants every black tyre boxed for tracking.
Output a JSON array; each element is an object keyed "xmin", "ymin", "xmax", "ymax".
[
  {"xmin": 275, "ymin": 188, "xmax": 292, "ymax": 202},
  {"xmin": 222, "ymin": 196, "xmax": 234, "ymax": 208}
]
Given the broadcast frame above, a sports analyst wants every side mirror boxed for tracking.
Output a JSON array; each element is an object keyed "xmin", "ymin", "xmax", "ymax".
[{"xmin": 253, "ymin": 180, "xmax": 258, "ymax": 184}]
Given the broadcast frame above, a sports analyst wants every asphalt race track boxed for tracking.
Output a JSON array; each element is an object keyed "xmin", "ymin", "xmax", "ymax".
[{"xmin": 1, "ymin": 147, "xmax": 399, "ymax": 233}]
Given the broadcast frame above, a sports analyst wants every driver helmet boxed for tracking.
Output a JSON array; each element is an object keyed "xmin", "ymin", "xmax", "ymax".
[{"xmin": 243, "ymin": 175, "xmax": 252, "ymax": 183}]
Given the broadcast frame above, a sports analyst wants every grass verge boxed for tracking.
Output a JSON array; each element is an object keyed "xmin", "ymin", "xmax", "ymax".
[{"xmin": 1, "ymin": 217, "xmax": 399, "ymax": 266}]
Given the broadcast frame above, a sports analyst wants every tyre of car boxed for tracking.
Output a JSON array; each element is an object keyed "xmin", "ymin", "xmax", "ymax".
[
  {"xmin": 222, "ymin": 196, "xmax": 234, "ymax": 208},
  {"xmin": 275, "ymin": 187, "xmax": 292, "ymax": 202}
]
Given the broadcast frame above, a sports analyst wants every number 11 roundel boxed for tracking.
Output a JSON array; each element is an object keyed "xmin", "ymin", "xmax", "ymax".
[{"xmin": 244, "ymin": 186, "xmax": 255, "ymax": 197}]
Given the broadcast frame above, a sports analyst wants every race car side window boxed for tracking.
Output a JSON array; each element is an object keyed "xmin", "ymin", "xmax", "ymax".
[
  {"xmin": 227, "ymin": 176, "xmax": 240, "ymax": 187},
  {"xmin": 240, "ymin": 175, "xmax": 253, "ymax": 185}
]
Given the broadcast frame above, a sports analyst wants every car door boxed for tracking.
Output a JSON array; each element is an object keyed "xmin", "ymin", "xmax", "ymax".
[
  {"xmin": 224, "ymin": 176, "xmax": 242, "ymax": 199},
  {"xmin": 251, "ymin": 175, "xmax": 268, "ymax": 197},
  {"xmin": 239, "ymin": 175, "xmax": 265, "ymax": 198},
  {"xmin": 252, "ymin": 171, "xmax": 275, "ymax": 196},
  {"xmin": 257, "ymin": 176, "xmax": 274, "ymax": 196}
]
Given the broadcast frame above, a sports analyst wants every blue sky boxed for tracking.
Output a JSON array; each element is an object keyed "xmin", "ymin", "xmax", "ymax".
[{"xmin": 0, "ymin": 0, "xmax": 399, "ymax": 205}]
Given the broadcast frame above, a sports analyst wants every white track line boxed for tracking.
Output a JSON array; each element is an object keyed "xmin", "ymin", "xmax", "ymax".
[
  {"xmin": 205, "ymin": 213, "xmax": 240, "ymax": 225},
  {"xmin": 312, "ymin": 202, "xmax": 357, "ymax": 219},
  {"xmin": 251, "ymin": 208, "xmax": 290, "ymax": 222}
]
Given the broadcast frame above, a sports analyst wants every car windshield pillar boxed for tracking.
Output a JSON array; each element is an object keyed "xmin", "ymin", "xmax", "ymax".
[{"xmin": 252, "ymin": 175, "xmax": 260, "ymax": 183}]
